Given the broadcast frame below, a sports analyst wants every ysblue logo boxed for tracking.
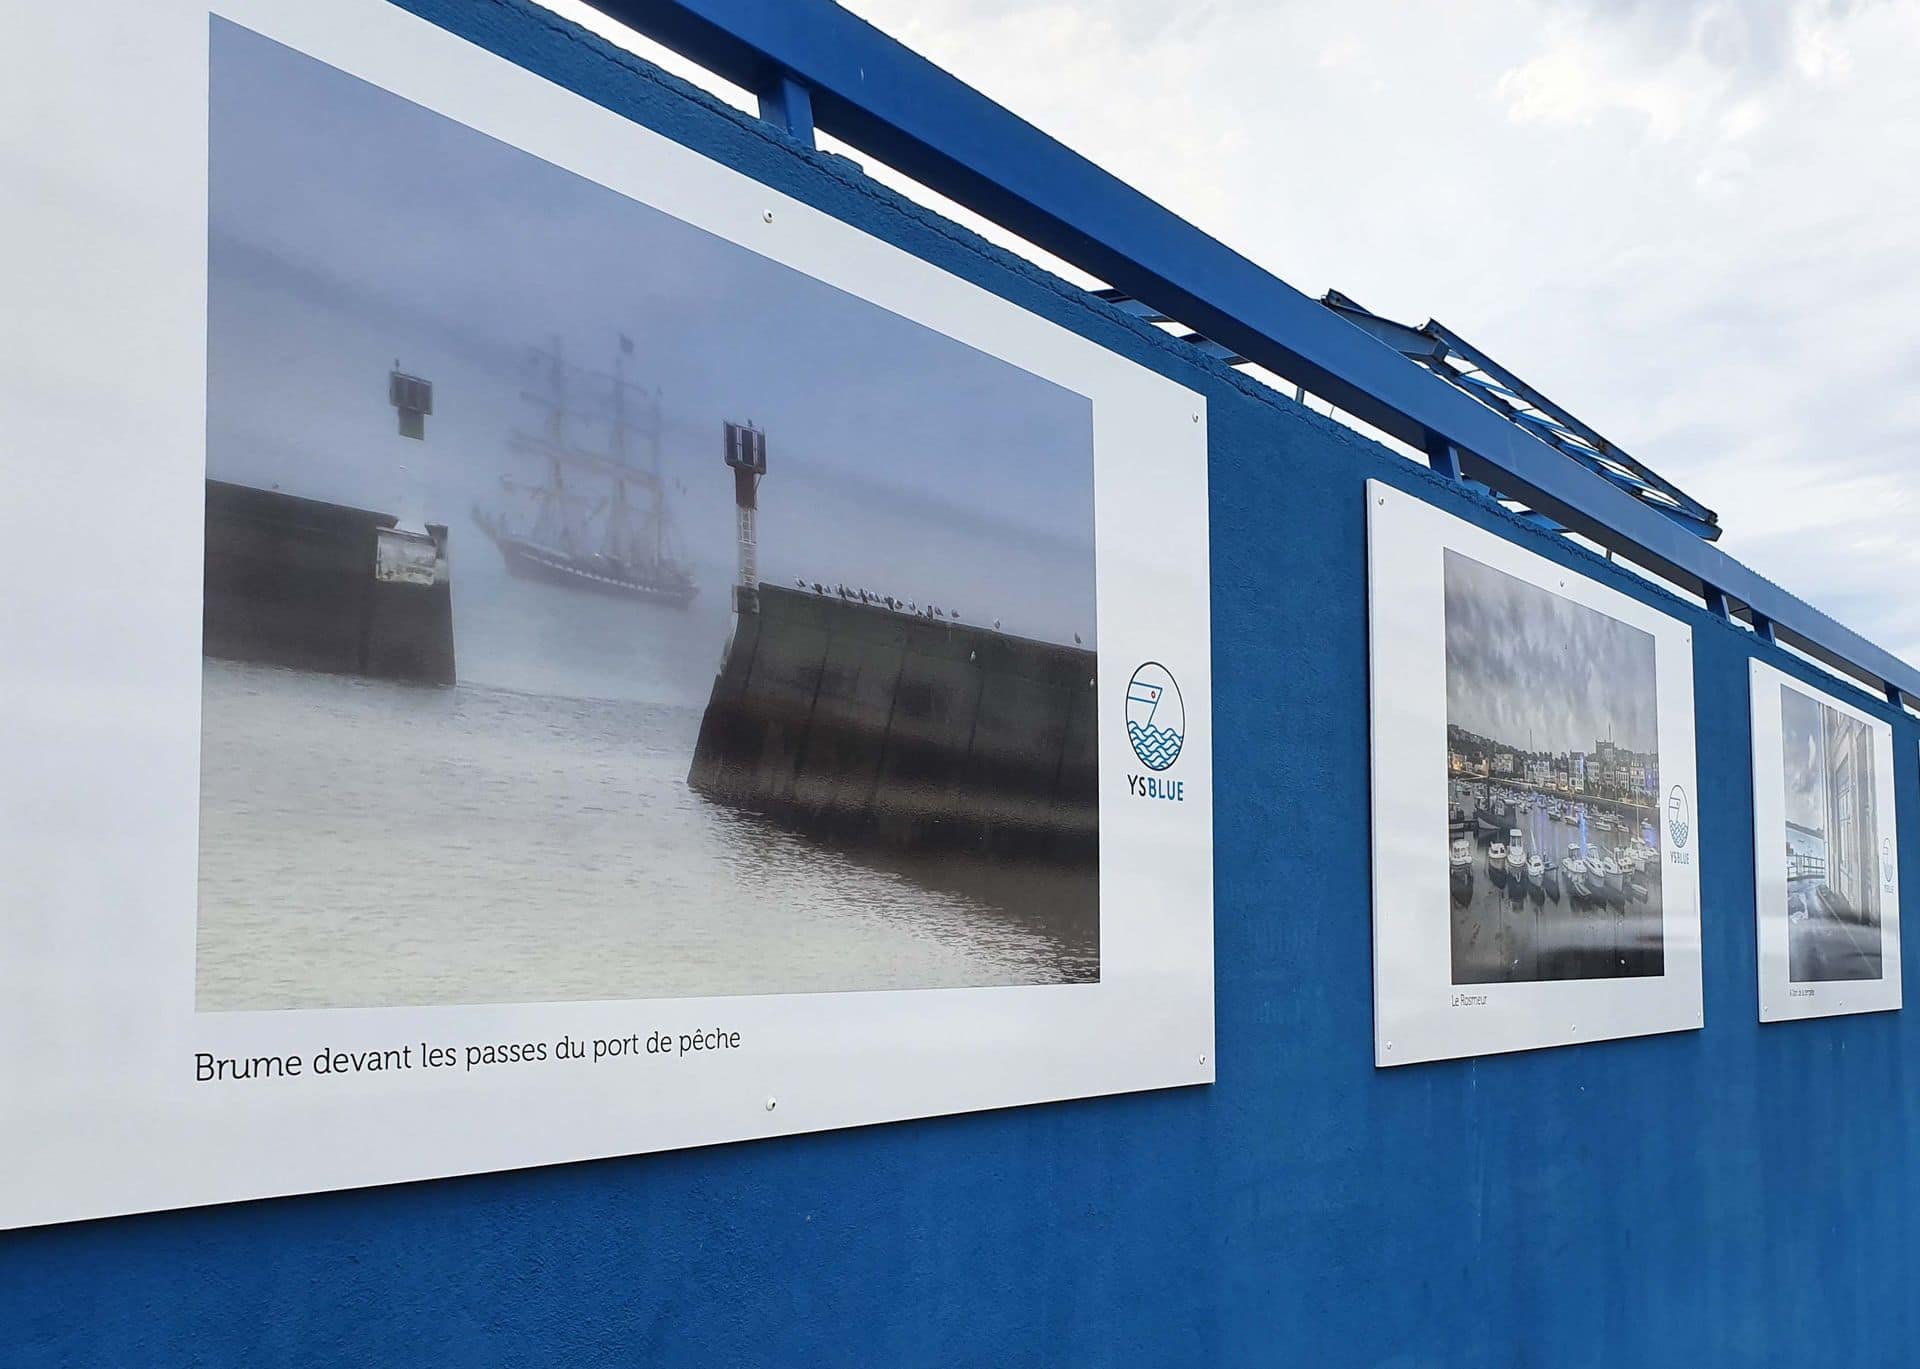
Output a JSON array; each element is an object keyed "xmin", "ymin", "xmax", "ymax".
[
  {"xmin": 1125, "ymin": 662, "xmax": 1184, "ymax": 771},
  {"xmin": 1667, "ymin": 785, "xmax": 1691, "ymax": 850}
]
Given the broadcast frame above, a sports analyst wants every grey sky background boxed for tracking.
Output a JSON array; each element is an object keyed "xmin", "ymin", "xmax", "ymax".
[
  {"xmin": 1781, "ymin": 683, "xmax": 1829, "ymax": 833},
  {"xmin": 1444, "ymin": 550, "xmax": 1659, "ymax": 755},
  {"xmin": 545, "ymin": 0, "xmax": 1920, "ymax": 669},
  {"xmin": 839, "ymin": 0, "xmax": 1920, "ymax": 667},
  {"xmin": 207, "ymin": 20, "xmax": 1097, "ymax": 678}
]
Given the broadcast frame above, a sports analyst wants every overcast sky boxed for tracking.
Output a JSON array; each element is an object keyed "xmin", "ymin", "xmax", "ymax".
[
  {"xmin": 1444, "ymin": 550, "xmax": 1659, "ymax": 755},
  {"xmin": 545, "ymin": 0, "xmax": 1920, "ymax": 671},
  {"xmin": 833, "ymin": 0, "xmax": 1920, "ymax": 669},
  {"xmin": 209, "ymin": 19, "xmax": 1097, "ymax": 671}
]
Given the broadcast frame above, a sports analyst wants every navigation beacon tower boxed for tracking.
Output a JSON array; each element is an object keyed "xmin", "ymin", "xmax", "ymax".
[{"xmin": 723, "ymin": 419, "xmax": 768, "ymax": 613}]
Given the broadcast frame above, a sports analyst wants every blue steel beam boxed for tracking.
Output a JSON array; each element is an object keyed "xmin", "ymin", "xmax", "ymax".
[
  {"xmin": 1327, "ymin": 307, "xmax": 1449, "ymax": 365},
  {"xmin": 756, "ymin": 71, "xmax": 814, "ymax": 147},
  {"xmin": 584, "ymin": 0, "xmax": 1919, "ymax": 707},
  {"xmin": 1320, "ymin": 290, "xmax": 1721, "ymax": 539},
  {"xmin": 1423, "ymin": 319, "xmax": 1720, "ymax": 532}
]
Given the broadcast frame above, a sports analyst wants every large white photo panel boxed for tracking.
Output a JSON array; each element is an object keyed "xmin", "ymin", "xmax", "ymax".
[
  {"xmin": 1367, "ymin": 481, "xmax": 1703, "ymax": 1066},
  {"xmin": 0, "ymin": 0, "xmax": 1214, "ymax": 1229},
  {"xmin": 1749, "ymin": 660, "xmax": 1902, "ymax": 1021}
]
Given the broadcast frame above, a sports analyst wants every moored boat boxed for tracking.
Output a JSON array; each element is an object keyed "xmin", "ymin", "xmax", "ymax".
[
  {"xmin": 1565, "ymin": 844, "xmax": 1594, "ymax": 905},
  {"xmin": 1598, "ymin": 853, "xmax": 1624, "ymax": 907},
  {"xmin": 1449, "ymin": 836, "xmax": 1474, "ymax": 905},
  {"xmin": 1623, "ymin": 844, "xmax": 1651, "ymax": 901}
]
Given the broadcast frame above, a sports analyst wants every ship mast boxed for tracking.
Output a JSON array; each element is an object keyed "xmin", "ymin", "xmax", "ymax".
[
  {"xmin": 608, "ymin": 346, "xmax": 630, "ymax": 564},
  {"xmin": 512, "ymin": 337, "xmax": 586, "ymax": 555},
  {"xmin": 508, "ymin": 336, "xmax": 679, "ymax": 571}
]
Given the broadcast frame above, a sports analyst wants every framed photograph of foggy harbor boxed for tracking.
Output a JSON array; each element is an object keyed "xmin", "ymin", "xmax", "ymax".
[
  {"xmin": 0, "ymin": 0, "xmax": 1208, "ymax": 1233},
  {"xmin": 195, "ymin": 17, "xmax": 1125, "ymax": 1013},
  {"xmin": 1749, "ymin": 661, "xmax": 1902, "ymax": 1021},
  {"xmin": 1366, "ymin": 481, "xmax": 1702, "ymax": 1066}
]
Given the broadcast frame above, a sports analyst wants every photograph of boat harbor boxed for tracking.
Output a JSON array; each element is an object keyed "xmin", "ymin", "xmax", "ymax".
[
  {"xmin": 195, "ymin": 21, "xmax": 1100, "ymax": 1010},
  {"xmin": 1443, "ymin": 551, "xmax": 1665, "ymax": 984},
  {"xmin": 1779, "ymin": 684, "xmax": 1885, "ymax": 982}
]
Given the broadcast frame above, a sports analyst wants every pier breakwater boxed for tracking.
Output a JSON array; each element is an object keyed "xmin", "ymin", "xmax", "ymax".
[
  {"xmin": 688, "ymin": 585, "xmax": 1097, "ymax": 864},
  {"xmin": 203, "ymin": 480, "xmax": 455, "ymax": 686}
]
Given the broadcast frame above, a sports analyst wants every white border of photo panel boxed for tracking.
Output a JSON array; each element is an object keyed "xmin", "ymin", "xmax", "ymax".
[
  {"xmin": 1749, "ymin": 660, "xmax": 1902, "ymax": 1021},
  {"xmin": 1366, "ymin": 480, "xmax": 1703, "ymax": 1066},
  {"xmin": 0, "ymin": 0, "xmax": 1213, "ymax": 1229}
]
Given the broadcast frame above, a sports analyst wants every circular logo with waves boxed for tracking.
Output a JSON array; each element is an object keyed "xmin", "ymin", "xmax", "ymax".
[
  {"xmin": 1667, "ymin": 785, "xmax": 1691, "ymax": 850},
  {"xmin": 1125, "ymin": 662, "xmax": 1185, "ymax": 771}
]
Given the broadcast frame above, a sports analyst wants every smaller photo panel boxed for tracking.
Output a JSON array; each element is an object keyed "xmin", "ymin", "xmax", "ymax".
[
  {"xmin": 1750, "ymin": 660, "xmax": 1902, "ymax": 1021},
  {"xmin": 1367, "ymin": 481, "xmax": 1703, "ymax": 1066}
]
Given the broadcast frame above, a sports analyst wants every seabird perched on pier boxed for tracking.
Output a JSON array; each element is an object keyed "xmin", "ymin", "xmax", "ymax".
[
  {"xmin": 1074, "ymin": 633, "xmax": 1082, "ymax": 644},
  {"xmin": 993, "ymin": 618, "xmax": 1001, "ymax": 630}
]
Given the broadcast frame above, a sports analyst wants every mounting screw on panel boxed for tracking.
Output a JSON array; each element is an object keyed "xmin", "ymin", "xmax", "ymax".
[
  {"xmin": 765, "ymin": 1097, "xmax": 778, "ymax": 1112},
  {"xmin": 762, "ymin": 209, "xmax": 775, "ymax": 223}
]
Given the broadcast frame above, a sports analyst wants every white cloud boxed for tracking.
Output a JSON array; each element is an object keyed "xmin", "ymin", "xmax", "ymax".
[
  {"xmin": 838, "ymin": 0, "xmax": 1920, "ymax": 666},
  {"xmin": 553, "ymin": 0, "xmax": 1920, "ymax": 667},
  {"xmin": 1496, "ymin": 41, "xmax": 1708, "ymax": 138}
]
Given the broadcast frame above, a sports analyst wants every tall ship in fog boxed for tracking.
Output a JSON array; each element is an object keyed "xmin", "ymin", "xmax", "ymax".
[{"xmin": 474, "ymin": 337, "xmax": 697, "ymax": 608}]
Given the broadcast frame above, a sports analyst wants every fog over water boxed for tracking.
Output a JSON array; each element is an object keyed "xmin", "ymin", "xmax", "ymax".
[
  {"xmin": 207, "ymin": 18, "xmax": 1097, "ymax": 666},
  {"xmin": 198, "ymin": 660, "xmax": 1098, "ymax": 1010},
  {"xmin": 196, "ymin": 21, "xmax": 1102, "ymax": 1009}
]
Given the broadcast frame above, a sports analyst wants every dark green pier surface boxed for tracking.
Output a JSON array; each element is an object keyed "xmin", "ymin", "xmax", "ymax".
[
  {"xmin": 689, "ymin": 585, "xmax": 1096, "ymax": 864},
  {"xmin": 202, "ymin": 479, "xmax": 456, "ymax": 687}
]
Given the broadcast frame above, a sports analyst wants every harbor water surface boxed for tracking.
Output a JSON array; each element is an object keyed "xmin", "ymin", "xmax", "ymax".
[
  {"xmin": 1449, "ymin": 784, "xmax": 1665, "ymax": 984},
  {"xmin": 197, "ymin": 546, "xmax": 1098, "ymax": 1011}
]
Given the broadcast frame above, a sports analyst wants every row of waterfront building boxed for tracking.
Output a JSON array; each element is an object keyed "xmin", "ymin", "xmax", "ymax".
[{"xmin": 1446, "ymin": 725, "xmax": 1659, "ymax": 805}]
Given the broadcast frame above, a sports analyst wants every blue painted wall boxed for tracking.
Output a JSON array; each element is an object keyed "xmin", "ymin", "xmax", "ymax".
[{"xmin": 6, "ymin": 3, "xmax": 1915, "ymax": 1363}]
